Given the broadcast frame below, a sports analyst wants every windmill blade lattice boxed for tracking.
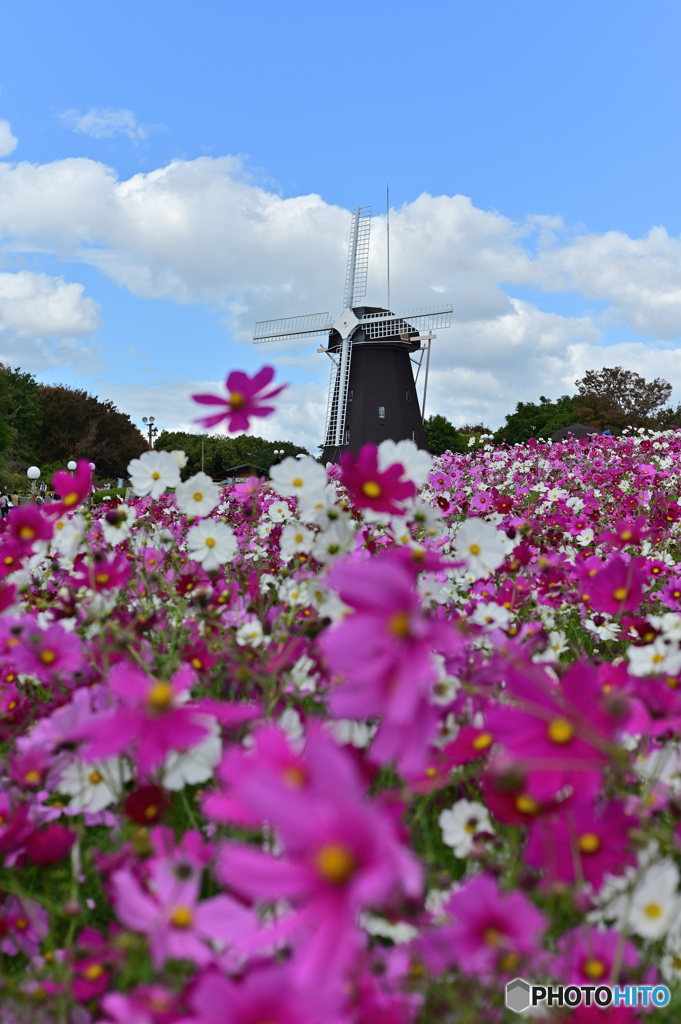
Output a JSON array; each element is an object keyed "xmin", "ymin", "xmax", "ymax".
[{"xmin": 253, "ymin": 311, "xmax": 334, "ymax": 344}]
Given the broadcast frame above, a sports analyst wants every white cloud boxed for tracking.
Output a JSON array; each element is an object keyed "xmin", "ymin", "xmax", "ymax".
[
  {"xmin": 0, "ymin": 120, "xmax": 17, "ymax": 158},
  {"xmin": 60, "ymin": 107, "xmax": 148, "ymax": 141},
  {"xmin": 2, "ymin": 151, "xmax": 681, "ymax": 429},
  {"xmin": 0, "ymin": 271, "xmax": 101, "ymax": 372}
]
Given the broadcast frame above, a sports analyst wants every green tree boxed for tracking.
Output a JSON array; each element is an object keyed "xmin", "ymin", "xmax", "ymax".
[
  {"xmin": 423, "ymin": 414, "xmax": 467, "ymax": 456},
  {"xmin": 154, "ymin": 431, "xmax": 310, "ymax": 479},
  {"xmin": 0, "ymin": 363, "xmax": 43, "ymax": 463},
  {"xmin": 493, "ymin": 394, "xmax": 577, "ymax": 445},
  {"xmin": 37, "ymin": 385, "xmax": 147, "ymax": 478},
  {"xmin": 574, "ymin": 366, "xmax": 673, "ymax": 434}
]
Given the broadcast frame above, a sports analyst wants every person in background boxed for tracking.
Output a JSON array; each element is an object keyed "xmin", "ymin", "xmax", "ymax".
[
  {"xmin": 0, "ymin": 493, "xmax": 7, "ymax": 518},
  {"xmin": 11, "ymin": 490, "xmax": 19, "ymax": 507}
]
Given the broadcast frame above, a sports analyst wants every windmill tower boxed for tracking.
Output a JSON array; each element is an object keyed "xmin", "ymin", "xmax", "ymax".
[{"xmin": 253, "ymin": 205, "xmax": 453, "ymax": 463}]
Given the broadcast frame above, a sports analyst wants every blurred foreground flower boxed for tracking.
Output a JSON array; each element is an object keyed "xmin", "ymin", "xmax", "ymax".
[{"xmin": 192, "ymin": 366, "xmax": 286, "ymax": 433}]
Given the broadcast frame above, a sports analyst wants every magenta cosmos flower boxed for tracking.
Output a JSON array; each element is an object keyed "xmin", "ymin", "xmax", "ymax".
[
  {"xmin": 185, "ymin": 963, "xmax": 340, "ymax": 1024},
  {"xmin": 74, "ymin": 663, "xmax": 258, "ymax": 775},
  {"xmin": 192, "ymin": 366, "xmax": 286, "ymax": 433},
  {"xmin": 525, "ymin": 799, "xmax": 636, "ymax": 889},
  {"xmin": 321, "ymin": 551, "xmax": 460, "ymax": 774},
  {"xmin": 13, "ymin": 621, "xmax": 83, "ymax": 685},
  {"xmin": 7, "ymin": 505, "xmax": 53, "ymax": 552},
  {"xmin": 51, "ymin": 460, "xmax": 93, "ymax": 513},
  {"xmin": 216, "ymin": 729, "xmax": 422, "ymax": 983},
  {"xmin": 340, "ymin": 444, "xmax": 416, "ymax": 514},
  {"xmin": 419, "ymin": 874, "xmax": 546, "ymax": 978},
  {"xmin": 583, "ymin": 555, "xmax": 647, "ymax": 615},
  {"xmin": 553, "ymin": 925, "xmax": 639, "ymax": 986}
]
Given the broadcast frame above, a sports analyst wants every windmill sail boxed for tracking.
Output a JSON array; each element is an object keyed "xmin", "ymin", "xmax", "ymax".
[
  {"xmin": 253, "ymin": 311, "xmax": 334, "ymax": 344},
  {"xmin": 359, "ymin": 305, "xmax": 453, "ymax": 338},
  {"xmin": 343, "ymin": 206, "xmax": 372, "ymax": 309}
]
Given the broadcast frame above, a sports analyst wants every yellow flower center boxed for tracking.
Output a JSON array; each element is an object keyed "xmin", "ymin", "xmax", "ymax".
[
  {"xmin": 292, "ymin": 477, "xmax": 303, "ymax": 487},
  {"xmin": 472, "ymin": 732, "xmax": 493, "ymax": 750},
  {"xmin": 362, "ymin": 480, "xmax": 382, "ymax": 498},
  {"xmin": 88, "ymin": 771, "xmax": 103, "ymax": 785},
  {"xmin": 314, "ymin": 843, "xmax": 356, "ymax": 884},
  {"xmin": 151, "ymin": 472, "xmax": 160, "ymax": 480},
  {"xmin": 673, "ymin": 956, "xmax": 681, "ymax": 970},
  {"xmin": 193, "ymin": 492, "xmax": 203, "ymax": 502},
  {"xmin": 170, "ymin": 905, "xmax": 193, "ymax": 929},
  {"xmin": 484, "ymin": 927, "xmax": 502, "ymax": 946},
  {"xmin": 19, "ymin": 526, "xmax": 36, "ymax": 541},
  {"xmin": 464, "ymin": 820, "xmax": 478, "ymax": 835},
  {"xmin": 63, "ymin": 493, "xmax": 79, "ymax": 507},
  {"xmin": 644, "ymin": 902, "xmax": 662, "ymax": 919},
  {"xmin": 95, "ymin": 573, "xmax": 109, "ymax": 585},
  {"xmin": 229, "ymin": 391, "xmax": 246, "ymax": 409},
  {"xmin": 548, "ymin": 717, "xmax": 574, "ymax": 744},
  {"xmin": 149, "ymin": 682, "xmax": 173, "ymax": 710},
  {"xmin": 191, "ymin": 657, "xmax": 202, "ymax": 670},
  {"xmin": 584, "ymin": 958, "xmax": 606, "ymax": 980},
  {"xmin": 205, "ymin": 537, "xmax": 216, "ymax": 548},
  {"xmin": 84, "ymin": 963, "xmax": 104, "ymax": 981},
  {"xmin": 39, "ymin": 649, "xmax": 56, "ymax": 665},
  {"xmin": 24, "ymin": 770, "xmax": 41, "ymax": 785},
  {"xmin": 388, "ymin": 611, "xmax": 411, "ymax": 638},
  {"xmin": 468, "ymin": 543, "xmax": 481, "ymax": 555},
  {"xmin": 652, "ymin": 653, "xmax": 664, "ymax": 664},
  {"xmin": 613, "ymin": 587, "xmax": 627, "ymax": 601},
  {"xmin": 500, "ymin": 952, "xmax": 520, "ymax": 972},
  {"xmin": 578, "ymin": 832, "xmax": 600, "ymax": 854},
  {"xmin": 4, "ymin": 556, "xmax": 13, "ymax": 565},
  {"xmin": 620, "ymin": 529, "xmax": 632, "ymax": 540},
  {"xmin": 15, "ymin": 917, "xmax": 28, "ymax": 930},
  {"xmin": 515, "ymin": 793, "xmax": 539, "ymax": 815}
]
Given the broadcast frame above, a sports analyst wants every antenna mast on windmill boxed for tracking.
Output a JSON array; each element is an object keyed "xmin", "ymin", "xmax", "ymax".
[{"xmin": 253, "ymin": 205, "xmax": 453, "ymax": 463}]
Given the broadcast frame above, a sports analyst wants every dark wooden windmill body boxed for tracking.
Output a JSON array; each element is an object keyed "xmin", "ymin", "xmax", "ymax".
[{"xmin": 253, "ymin": 207, "xmax": 452, "ymax": 463}]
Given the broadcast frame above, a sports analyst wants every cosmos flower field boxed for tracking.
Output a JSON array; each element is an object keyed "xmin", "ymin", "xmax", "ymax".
[{"xmin": 4, "ymin": 370, "xmax": 681, "ymax": 1022}]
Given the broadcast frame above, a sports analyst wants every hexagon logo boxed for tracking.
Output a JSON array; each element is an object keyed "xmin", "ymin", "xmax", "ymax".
[{"xmin": 506, "ymin": 978, "xmax": 531, "ymax": 1013}]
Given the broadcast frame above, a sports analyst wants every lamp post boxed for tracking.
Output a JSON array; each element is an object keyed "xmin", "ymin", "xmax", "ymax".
[
  {"xmin": 88, "ymin": 463, "xmax": 96, "ymax": 510},
  {"xmin": 272, "ymin": 449, "xmax": 283, "ymax": 464},
  {"xmin": 27, "ymin": 466, "xmax": 40, "ymax": 504},
  {"xmin": 67, "ymin": 460, "xmax": 77, "ymax": 472},
  {"xmin": 142, "ymin": 416, "xmax": 158, "ymax": 451}
]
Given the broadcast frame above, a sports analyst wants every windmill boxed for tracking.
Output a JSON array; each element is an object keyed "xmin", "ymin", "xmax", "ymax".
[{"xmin": 253, "ymin": 205, "xmax": 453, "ymax": 463}]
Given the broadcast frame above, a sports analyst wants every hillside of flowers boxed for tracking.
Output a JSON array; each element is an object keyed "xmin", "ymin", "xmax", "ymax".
[{"xmin": 3, "ymin": 365, "xmax": 681, "ymax": 1022}]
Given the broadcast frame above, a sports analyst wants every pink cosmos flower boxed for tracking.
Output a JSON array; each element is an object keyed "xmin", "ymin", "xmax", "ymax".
[
  {"xmin": 192, "ymin": 366, "xmax": 286, "ymax": 433},
  {"xmin": 485, "ymin": 660, "xmax": 618, "ymax": 802},
  {"xmin": 0, "ymin": 896, "xmax": 49, "ymax": 957},
  {"xmin": 216, "ymin": 728, "xmax": 422, "ymax": 982},
  {"xmin": 321, "ymin": 551, "xmax": 461, "ymax": 774},
  {"xmin": 13, "ymin": 621, "xmax": 83, "ymax": 685},
  {"xmin": 340, "ymin": 445, "xmax": 416, "ymax": 514},
  {"xmin": 6, "ymin": 505, "xmax": 53, "ymax": 551},
  {"xmin": 71, "ymin": 551, "xmax": 131, "ymax": 592},
  {"xmin": 74, "ymin": 663, "xmax": 259, "ymax": 775},
  {"xmin": 418, "ymin": 874, "xmax": 546, "ymax": 977},
  {"xmin": 185, "ymin": 963, "xmax": 340, "ymax": 1024},
  {"xmin": 24, "ymin": 823, "xmax": 76, "ymax": 866},
  {"xmin": 585, "ymin": 555, "xmax": 647, "ymax": 615},
  {"xmin": 552, "ymin": 926, "xmax": 638, "ymax": 986},
  {"xmin": 111, "ymin": 860, "xmax": 255, "ymax": 967},
  {"xmin": 52, "ymin": 459, "xmax": 93, "ymax": 513},
  {"xmin": 525, "ymin": 800, "xmax": 636, "ymax": 889},
  {"xmin": 100, "ymin": 985, "xmax": 180, "ymax": 1024}
]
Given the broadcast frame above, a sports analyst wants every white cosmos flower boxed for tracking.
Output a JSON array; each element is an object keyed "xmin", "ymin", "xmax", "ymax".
[
  {"xmin": 299, "ymin": 482, "xmax": 341, "ymax": 525},
  {"xmin": 311, "ymin": 516, "xmax": 356, "ymax": 563},
  {"xmin": 627, "ymin": 860, "xmax": 681, "ymax": 939},
  {"xmin": 267, "ymin": 500, "xmax": 292, "ymax": 523},
  {"xmin": 377, "ymin": 438, "xmax": 432, "ymax": 487},
  {"xmin": 279, "ymin": 522, "xmax": 315, "ymax": 559},
  {"xmin": 628, "ymin": 637, "xmax": 681, "ymax": 677},
  {"xmin": 269, "ymin": 456, "xmax": 327, "ymax": 504},
  {"xmin": 163, "ymin": 717, "xmax": 222, "ymax": 790},
  {"xmin": 58, "ymin": 757, "xmax": 132, "ymax": 813},
  {"xmin": 170, "ymin": 449, "xmax": 188, "ymax": 469},
  {"xmin": 439, "ymin": 799, "xmax": 494, "ymax": 858},
  {"xmin": 175, "ymin": 472, "xmax": 220, "ymax": 518},
  {"xmin": 187, "ymin": 520, "xmax": 237, "ymax": 570},
  {"xmin": 469, "ymin": 602, "xmax": 512, "ymax": 629},
  {"xmin": 454, "ymin": 518, "xmax": 510, "ymax": 579},
  {"xmin": 236, "ymin": 619, "xmax": 264, "ymax": 647},
  {"xmin": 99, "ymin": 504, "xmax": 137, "ymax": 546},
  {"xmin": 51, "ymin": 514, "xmax": 87, "ymax": 559},
  {"xmin": 128, "ymin": 450, "xmax": 180, "ymax": 499}
]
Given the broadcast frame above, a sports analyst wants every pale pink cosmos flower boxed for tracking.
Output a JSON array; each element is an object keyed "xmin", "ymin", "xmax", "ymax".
[{"xmin": 193, "ymin": 366, "xmax": 286, "ymax": 433}]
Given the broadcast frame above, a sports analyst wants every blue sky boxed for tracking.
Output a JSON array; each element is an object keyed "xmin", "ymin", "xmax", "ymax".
[{"xmin": 1, "ymin": 0, "xmax": 681, "ymax": 447}]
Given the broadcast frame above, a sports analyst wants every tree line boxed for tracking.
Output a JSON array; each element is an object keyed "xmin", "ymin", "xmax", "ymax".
[
  {"xmin": 154, "ymin": 431, "xmax": 309, "ymax": 479},
  {"xmin": 0, "ymin": 363, "xmax": 147, "ymax": 487}
]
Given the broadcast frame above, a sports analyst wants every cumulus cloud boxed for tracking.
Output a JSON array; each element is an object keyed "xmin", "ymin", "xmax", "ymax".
[
  {"xmin": 0, "ymin": 120, "xmax": 17, "ymax": 158},
  {"xmin": 0, "ymin": 271, "xmax": 101, "ymax": 372},
  {"xmin": 60, "ymin": 107, "xmax": 148, "ymax": 141},
  {"xmin": 1, "ymin": 150, "xmax": 681, "ymax": 428}
]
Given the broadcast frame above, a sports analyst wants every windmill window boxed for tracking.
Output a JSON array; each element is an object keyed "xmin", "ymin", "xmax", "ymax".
[
  {"xmin": 349, "ymin": 389, "xmax": 353, "ymax": 402},
  {"xmin": 378, "ymin": 406, "xmax": 385, "ymax": 419},
  {"xmin": 405, "ymin": 390, "xmax": 411, "ymax": 401},
  {"xmin": 345, "ymin": 430, "xmax": 350, "ymax": 443}
]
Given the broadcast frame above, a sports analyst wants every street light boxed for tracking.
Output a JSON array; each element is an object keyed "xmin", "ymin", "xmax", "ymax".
[
  {"xmin": 142, "ymin": 416, "xmax": 159, "ymax": 451},
  {"xmin": 67, "ymin": 460, "xmax": 77, "ymax": 472},
  {"xmin": 27, "ymin": 466, "xmax": 40, "ymax": 504}
]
